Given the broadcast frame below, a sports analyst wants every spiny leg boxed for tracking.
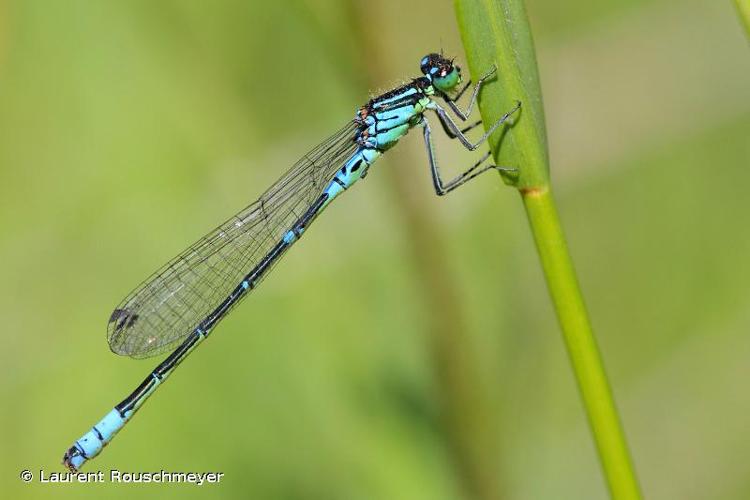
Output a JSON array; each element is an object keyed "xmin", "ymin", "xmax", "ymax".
[
  {"xmin": 433, "ymin": 115, "xmax": 492, "ymax": 175},
  {"xmin": 433, "ymin": 117, "xmax": 494, "ymax": 179},
  {"xmin": 437, "ymin": 116, "xmax": 483, "ymax": 140},
  {"xmin": 430, "ymin": 100, "xmax": 521, "ymax": 151},
  {"xmin": 421, "ymin": 118, "xmax": 513, "ymax": 196},
  {"xmin": 440, "ymin": 65, "xmax": 498, "ymax": 121}
]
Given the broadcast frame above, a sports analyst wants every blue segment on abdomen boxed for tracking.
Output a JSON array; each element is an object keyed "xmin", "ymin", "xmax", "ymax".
[
  {"xmin": 283, "ymin": 230, "xmax": 297, "ymax": 244},
  {"xmin": 72, "ymin": 408, "xmax": 127, "ymax": 467},
  {"xmin": 324, "ymin": 150, "xmax": 368, "ymax": 199}
]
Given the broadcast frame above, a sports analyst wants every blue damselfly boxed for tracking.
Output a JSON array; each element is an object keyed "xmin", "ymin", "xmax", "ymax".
[{"xmin": 62, "ymin": 52, "xmax": 521, "ymax": 471}]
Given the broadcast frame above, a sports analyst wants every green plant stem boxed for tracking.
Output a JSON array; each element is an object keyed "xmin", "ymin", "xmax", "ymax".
[
  {"xmin": 522, "ymin": 186, "xmax": 641, "ymax": 499},
  {"xmin": 455, "ymin": 1, "xmax": 642, "ymax": 498}
]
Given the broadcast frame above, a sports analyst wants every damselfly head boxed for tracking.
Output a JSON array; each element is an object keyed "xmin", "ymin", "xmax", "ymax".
[{"xmin": 420, "ymin": 53, "xmax": 462, "ymax": 93}]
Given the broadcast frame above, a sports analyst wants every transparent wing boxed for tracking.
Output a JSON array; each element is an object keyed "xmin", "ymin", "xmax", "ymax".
[{"xmin": 107, "ymin": 121, "xmax": 360, "ymax": 358}]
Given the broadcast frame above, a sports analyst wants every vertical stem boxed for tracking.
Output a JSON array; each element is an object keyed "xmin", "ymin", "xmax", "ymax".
[
  {"xmin": 455, "ymin": 0, "xmax": 643, "ymax": 496},
  {"xmin": 521, "ymin": 187, "xmax": 641, "ymax": 500}
]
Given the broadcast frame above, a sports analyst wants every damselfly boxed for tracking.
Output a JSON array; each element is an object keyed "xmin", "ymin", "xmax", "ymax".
[{"xmin": 62, "ymin": 52, "xmax": 521, "ymax": 471}]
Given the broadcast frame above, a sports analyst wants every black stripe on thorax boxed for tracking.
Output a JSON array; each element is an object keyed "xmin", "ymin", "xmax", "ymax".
[{"xmin": 368, "ymin": 78, "xmax": 431, "ymax": 112}]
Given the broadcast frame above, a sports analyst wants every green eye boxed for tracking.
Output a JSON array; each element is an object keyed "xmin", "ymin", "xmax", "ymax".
[{"xmin": 433, "ymin": 68, "xmax": 460, "ymax": 92}]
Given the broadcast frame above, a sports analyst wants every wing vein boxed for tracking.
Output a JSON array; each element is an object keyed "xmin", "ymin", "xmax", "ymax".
[{"xmin": 107, "ymin": 121, "xmax": 360, "ymax": 358}]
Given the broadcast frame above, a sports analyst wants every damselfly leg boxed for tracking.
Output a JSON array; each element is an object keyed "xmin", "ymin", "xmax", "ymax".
[
  {"xmin": 428, "ymin": 100, "xmax": 521, "ymax": 151},
  {"xmin": 421, "ymin": 93, "xmax": 521, "ymax": 195},
  {"xmin": 440, "ymin": 64, "xmax": 498, "ymax": 120},
  {"xmin": 421, "ymin": 118, "xmax": 515, "ymax": 196}
]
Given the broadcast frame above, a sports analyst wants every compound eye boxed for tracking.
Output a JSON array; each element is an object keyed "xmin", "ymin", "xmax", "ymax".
[{"xmin": 420, "ymin": 53, "xmax": 442, "ymax": 75}]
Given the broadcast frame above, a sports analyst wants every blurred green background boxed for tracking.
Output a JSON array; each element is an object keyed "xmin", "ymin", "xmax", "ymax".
[{"xmin": 2, "ymin": 0, "xmax": 749, "ymax": 498}]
